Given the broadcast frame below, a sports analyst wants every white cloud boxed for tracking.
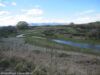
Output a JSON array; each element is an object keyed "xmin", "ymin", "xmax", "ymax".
[
  {"xmin": 23, "ymin": 9, "xmax": 44, "ymax": 15},
  {"xmin": 15, "ymin": 15, "xmax": 43, "ymax": 22},
  {"xmin": 1, "ymin": 14, "xmax": 100, "ymax": 26},
  {"xmin": 68, "ymin": 14, "xmax": 100, "ymax": 24},
  {"xmin": 0, "ymin": 14, "xmax": 44, "ymax": 26},
  {"xmin": 77, "ymin": 10, "xmax": 95, "ymax": 16},
  {"xmin": 43, "ymin": 19, "xmax": 68, "ymax": 23},
  {"xmin": 0, "ymin": 8, "xmax": 44, "ymax": 26},
  {"xmin": 12, "ymin": 2, "xmax": 16, "ymax": 6},
  {"xmin": 0, "ymin": 8, "xmax": 100, "ymax": 26},
  {"xmin": 0, "ymin": 3, "xmax": 6, "ymax": 7},
  {"xmin": 0, "ymin": 11, "xmax": 9, "ymax": 15},
  {"xmin": 49, "ymin": 14, "xmax": 100, "ymax": 24}
]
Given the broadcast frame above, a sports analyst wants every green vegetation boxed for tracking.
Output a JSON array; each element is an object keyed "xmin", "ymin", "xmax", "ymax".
[
  {"xmin": 24, "ymin": 36, "xmax": 100, "ymax": 56},
  {"xmin": 16, "ymin": 21, "xmax": 29, "ymax": 30},
  {"xmin": 16, "ymin": 21, "xmax": 100, "ymax": 45},
  {"xmin": 0, "ymin": 54, "xmax": 35, "ymax": 72},
  {"xmin": 0, "ymin": 26, "xmax": 17, "ymax": 38},
  {"xmin": 0, "ymin": 21, "xmax": 100, "ymax": 74}
]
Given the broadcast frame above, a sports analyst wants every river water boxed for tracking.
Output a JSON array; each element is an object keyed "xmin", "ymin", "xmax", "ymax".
[
  {"xmin": 53, "ymin": 39, "xmax": 100, "ymax": 50},
  {"xmin": 16, "ymin": 34, "xmax": 100, "ymax": 50}
]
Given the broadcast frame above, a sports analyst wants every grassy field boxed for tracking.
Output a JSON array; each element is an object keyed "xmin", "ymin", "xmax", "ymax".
[{"xmin": 0, "ymin": 37, "xmax": 100, "ymax": 75}]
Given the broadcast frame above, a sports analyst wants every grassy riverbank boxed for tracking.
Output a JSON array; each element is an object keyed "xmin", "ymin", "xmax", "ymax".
[
  {"xmin": 24, "ymin": 36, "xmax": 100, "ymax": 56},
  {"xmin": 18, "ymin": 25, "xmax": 100, "ymax": 45}
]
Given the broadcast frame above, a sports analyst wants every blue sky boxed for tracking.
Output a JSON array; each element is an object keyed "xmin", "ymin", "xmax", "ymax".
[{"xmin": 0, "ymin": 0, "xmax": 100, "ymax": 26}]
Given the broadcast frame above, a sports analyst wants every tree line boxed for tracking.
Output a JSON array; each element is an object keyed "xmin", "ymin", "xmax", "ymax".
[{"xmin": 0, "ymin": 21, "xmax": 29, "ymax": 37}]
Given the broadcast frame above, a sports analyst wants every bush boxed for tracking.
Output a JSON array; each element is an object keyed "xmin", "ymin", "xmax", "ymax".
[
  {"xmin": 0, "ymin": 26, "xmax": 17, "ymax": 37},
  {"xmin": 87, "ymin": 29, "xmax": 100, "ymax": 39},
  {"xmin": 0, "ymin": 56, "xmax": 35, "ymax": 72},
  {"xmin": 57, "ymin": 53, "xmax": 70, "ymax": 57},
  {"xmin": 42, "ymin": 29, "xmax": 55, "ymax": 38},
  {"xmin": 0, "ymin": 58, "xmax": 10, "ymax": 69},
  {"xmin": 16, "ymin": 21, "xmax": 29, "ymax": 30}
]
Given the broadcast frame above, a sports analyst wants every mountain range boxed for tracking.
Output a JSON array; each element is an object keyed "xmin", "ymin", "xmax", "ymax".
[{"xmin": 29, "ymin": 23, "xmax": 68, "ymax": 26}]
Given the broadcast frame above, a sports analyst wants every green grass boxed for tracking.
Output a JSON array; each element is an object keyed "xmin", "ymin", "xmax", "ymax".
[
  {"xmin": 18, "ymin": 27, "xmax": 100, "ymax": 45},
  {"xmin": 16, "ymin": 26, "xmax": 100, "ymax": 56},
  {"xmin": 24, "ymin": 37, "xmax": 100, "ymax": 56},
  {"xmin": 55, "ymin": 34, "xmax": 100, "ymax": 45}
]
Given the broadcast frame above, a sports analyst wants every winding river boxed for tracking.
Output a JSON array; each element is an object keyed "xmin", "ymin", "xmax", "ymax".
[
  {"xmin": 16, "ymin": 34, "xmax": 100, "ymax": 50},
  {"xmin": 52, "ymin": 39, "xmax": 100, "ymax": 50}
]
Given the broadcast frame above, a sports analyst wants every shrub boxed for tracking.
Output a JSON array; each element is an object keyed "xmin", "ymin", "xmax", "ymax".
[
  {"xmin": 0, "ymin": 26, "xmax": 17, "ymax": 37},
  {"xmin": 57, "ymin": 53, "xmax": 70, "ymax": 57},
  {"xmin": 16, "ymin": 21, "xmax": 29, "ymax": 30},
  {"xmin": 0, "ymin": 55, "xmax": 35, "ymax": 72},
  {"xmin": 0, "ymin": 57, "xmax": 10, "ymax": 70},
  {"xmin": 42, "ymin": 29, "xmax": 55, "ymax": 38}
]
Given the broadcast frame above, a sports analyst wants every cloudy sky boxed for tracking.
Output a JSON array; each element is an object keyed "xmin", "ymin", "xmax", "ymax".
[{"xmin": 0, "ymin": 0, "xmax": 100, "ymax": 26}]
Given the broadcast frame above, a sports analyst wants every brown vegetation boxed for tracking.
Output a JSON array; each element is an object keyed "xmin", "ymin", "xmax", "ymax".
[{"xmin": 0, "ymin": 38, "xmax": 100, "ymax": 75}]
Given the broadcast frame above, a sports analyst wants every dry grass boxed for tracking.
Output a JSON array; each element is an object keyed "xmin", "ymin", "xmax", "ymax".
[{"xmin": 0, "ymin": 37, "xmax": 100, "ymax": 75}]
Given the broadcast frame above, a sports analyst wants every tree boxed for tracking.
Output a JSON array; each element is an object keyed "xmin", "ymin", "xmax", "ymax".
[
  {"xmin": 69, "ymin": 22, "xmax": 76, "ymax": 28},
  {"xmin": 16, "ymin": 21, "xmax": 29, "ymax": 30},
  {"xmin": 69, "ymin": 22, "xmax": 74, "ymax": 25}
]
